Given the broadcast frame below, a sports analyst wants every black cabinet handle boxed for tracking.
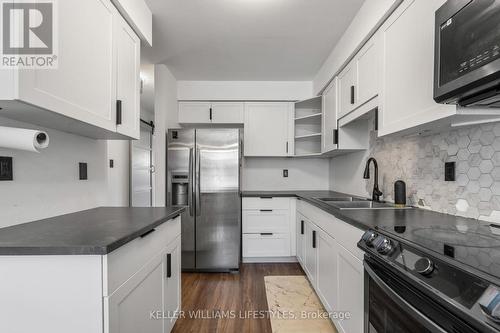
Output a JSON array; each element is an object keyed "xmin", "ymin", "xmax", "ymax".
[
  {"xmin": 140, "ymin": 228, "xmax": 156, "ymax": 238},
  {"xmin": 166, "ymin": 253, "xmax": 172, "ymax": 278},
  {"xmin": 312, "ymin": 230, "xmax": 316, "ymax": 249},
  {"xmin": 116, "ymin": 100, "xmax": 122, "ymax": 125},
  {"xmin": 286, "ymin": 141, "xmax": 289, "ymax": 154},
  {"xmin": 374, "ymin": 108, "xmax": 379, "ymax": 131},
  {"xmin": 260, "ymin": 233, "xmax": 273, "ymax": 236},
  {"xmin": 301, "ymin": 220, "xmax": 304, "ymax": 235},
  {"xmin": 334, "ymin": 129, "xmax": 339, "ymax": 145},
  {"xmin": 260, "ymin": 209, "xmax": 273, "ymax": 212},
  {"xmin": 209, "ymin": 107, "xmax": 213, "ymax": 121},
  {"xmin": 350, "ymin": 86, "xmax": 355, "ymax": 105},
  {"xmin": 260, "ymin": 197, "xmax": 273, "ymax": 199}
]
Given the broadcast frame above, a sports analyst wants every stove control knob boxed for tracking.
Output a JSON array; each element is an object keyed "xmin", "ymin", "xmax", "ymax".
[
  {"xmin": 375, "ymin": 237, "xmax": 393, "ymax": 255},
  {"xmin": 415, "ymin": 258, "xmax": 434, "ymax": 276},
  {"xmin": 361, "ymin": 230, "xmax": 378, "ymax": 247}
]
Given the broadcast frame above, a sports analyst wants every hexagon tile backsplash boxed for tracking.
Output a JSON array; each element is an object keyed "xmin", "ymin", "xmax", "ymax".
[{"xmin": 365, "ymin": 122, "xmax": 500, "ymax": 222}]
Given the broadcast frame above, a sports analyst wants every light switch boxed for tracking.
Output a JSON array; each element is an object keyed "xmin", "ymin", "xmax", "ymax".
[{"xmin": 0, "ymin": 156, "xmax": 13, "ymax": 181}]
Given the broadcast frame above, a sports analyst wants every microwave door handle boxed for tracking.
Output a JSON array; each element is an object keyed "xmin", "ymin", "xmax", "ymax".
[
  {"xmin": 188, "ymin": 148, "xmax": 194, "ymax": 217},
  {"xmin": 364, "ymin": 262, "xmax": 447, "ymax": 333}
]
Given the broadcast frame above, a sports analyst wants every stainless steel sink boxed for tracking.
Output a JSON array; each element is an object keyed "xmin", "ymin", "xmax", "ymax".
[
  {"xmin": 314, "ymin": 196, "xmax": 369, "ymax": 202},
  {"xmin": 315, "ymin": 197, "xmax": 411, "ymax": 210}
]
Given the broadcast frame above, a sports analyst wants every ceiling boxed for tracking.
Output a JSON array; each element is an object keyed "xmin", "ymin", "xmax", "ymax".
[{"xmin": 142, "ymin": 0, "xmax": 364, "ymax": 81}]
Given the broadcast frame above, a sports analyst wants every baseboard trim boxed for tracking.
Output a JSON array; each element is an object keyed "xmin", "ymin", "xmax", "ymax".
[{"xmin": 242, "ymin": 256, "xmax": 298, "ymax": 263}]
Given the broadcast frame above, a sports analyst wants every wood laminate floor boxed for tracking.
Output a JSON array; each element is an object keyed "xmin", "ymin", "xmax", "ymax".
[{"xmin": 171, "ymin": 263, "xmax": 305, "ymax": 333}]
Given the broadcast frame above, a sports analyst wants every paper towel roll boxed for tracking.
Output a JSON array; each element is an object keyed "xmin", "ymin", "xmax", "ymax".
[{"xmin": 0, "ymin": 126, "xmax": 50, "ymax": 152}]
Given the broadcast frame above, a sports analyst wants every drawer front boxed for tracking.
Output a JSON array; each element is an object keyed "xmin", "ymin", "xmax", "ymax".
[
  {"xmin": 242, "ymin": 197, "xmax": 291, "ymax": 210},
  {"xmin": 242, "ymin": 209, "xmax": 290, "ymax": 233},
  {"xmin": 104, "ymin": 216, "xmax": 181, "ymax": 296},
  {"xmin": 242, "ymin": 233, "xmax": 290, "ymax": 257}
]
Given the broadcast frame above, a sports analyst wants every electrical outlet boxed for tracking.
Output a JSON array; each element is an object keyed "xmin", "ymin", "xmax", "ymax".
[
  {"xmin": 445, "ymin": 162, "xmax": 455, "ymax": 181},
  {"xmin": 79, "ymin": 162, "xmax": 88, "ymax": 180},
  {"xmin": 283, "ymin": 169, "xmax": 288, "ymax": 178},
  {"xmin": 109, "ymin": 159, "xmax": 114, "ymax": 168},
  {"xmin": 0, "ymin": 156, "xmax": 13, "ymax": 181}
]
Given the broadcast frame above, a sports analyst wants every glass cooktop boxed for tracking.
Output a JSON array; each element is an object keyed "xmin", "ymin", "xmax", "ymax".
[{"xmin": 376, "ymin": 222, "xmax": 500, "ymax": 280}]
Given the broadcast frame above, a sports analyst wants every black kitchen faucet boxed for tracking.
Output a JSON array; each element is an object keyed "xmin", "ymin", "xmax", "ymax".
[{"xmin": 363, "ymin": 157, "xmax": 383, "ymax": 202}]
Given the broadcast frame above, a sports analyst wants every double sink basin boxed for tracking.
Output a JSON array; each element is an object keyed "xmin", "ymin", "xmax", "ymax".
[{"xmin": 314, "ymin": 196, "xmax": 412, "ymax": 210}]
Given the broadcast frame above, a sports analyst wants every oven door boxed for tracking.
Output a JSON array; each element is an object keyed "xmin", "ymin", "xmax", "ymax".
[{"xmin": 364, "ymin": 257, "xmax": 479, "ymax": 333}]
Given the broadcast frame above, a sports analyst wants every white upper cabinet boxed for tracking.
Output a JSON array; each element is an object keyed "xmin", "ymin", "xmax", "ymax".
[
  {"xmin": 244, "ymin": 102, "xmax": 293, "ymax": 157},
  {"xmin": 322, "ymin": 78, "xmax": 338, "ymax": 153},
  {"xmin": 0, "ymin": 0, "xmax": 141, "ymax": 140},
  {"xmin": 115, "ymin": 12, "xmax": 141, "ymax": 139},
  {"xmin": 211, "ymin": 102, "xmax": 244, "ymax": 124},
  {"xmin": 377, "ymin": 0, "xmax": 455, "ymax": 136},
  {"xmin": 356, "ymin": 37, "xmax": 380, "ymax": 106},
  {"xmin": 178, "ymin": 102, "xmax": 212, "ymax": 124},
  {"xmin": 338, "ymin": 34, "xmax": 381, "ymax": 120},
  {"xmin": 178, "ymin": 102, "xmax": 244, "ymax": 124},
  {"xmin": 338, "ymin": 63, "xmax": 357, "ymax": 119}
]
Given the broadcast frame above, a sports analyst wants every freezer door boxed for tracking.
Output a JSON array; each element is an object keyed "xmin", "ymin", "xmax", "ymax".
[
  {"xmin": 167, "ymin": 129, "xmax": 196, "ymax": 270},
  {"xmin": 195, "ymin": 129, "xmax": 241, "ymax": 270}
]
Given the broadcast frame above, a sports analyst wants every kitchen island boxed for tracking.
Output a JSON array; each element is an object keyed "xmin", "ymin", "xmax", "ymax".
[{"xmin": 0, "ymin": 207, "xmax": 184, "ymax": 333}]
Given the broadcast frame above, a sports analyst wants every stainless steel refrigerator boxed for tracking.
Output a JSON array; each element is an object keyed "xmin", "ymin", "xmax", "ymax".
[{"xmin": 167, "ymin": 128, "xmax": 241, "ymax": 272}]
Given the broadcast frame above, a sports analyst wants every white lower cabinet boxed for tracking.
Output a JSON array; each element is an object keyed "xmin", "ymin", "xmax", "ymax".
[
  {"xmin": 163, "ymin": 238, "xmax": 182, "ymax": 333},
  {"xmin": 316, "ymin": 229, "xmax": 338, "ymax": 313},
  {"xmin": 296, "ymin": 213, "xmax": 306, "ymax": 265},
  {"xmin": 297, "ymin": 201, "xmax": 364, "ymax": 333},
  {"xmin": 242, "ymin": 197, "xmax": 294, "ymax": 261},
  {"xmin": 303, "ymin": 220, "xmax": 318, "ymax": 283},
  {"xmin": 336, "ymin": 244, "xmax": 364, "ymax": 333}
]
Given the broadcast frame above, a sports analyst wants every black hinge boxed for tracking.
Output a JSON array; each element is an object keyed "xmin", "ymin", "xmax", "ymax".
[
  {"xmin": 209, "ymin": 107, "xmax": 213, "ymax": 121},
  {"xmin": 334, "ymin": 129, "xmax": 339, "ymax": 145},
  {"xmin": 312, "ymin": 230, "xmax": 317, "ymax": 249},
  {"xmin": 350, "ymin": 86, "xmax": 355, "ymax": 105},
  {"xmin": 166, "ymin": 253, "xmax": 172, "ymax": 278},
  {"xmin": 301, "ymin": 220, "xmax": 304, "ymax": 235},
  {"xmin": 116, "ymin": 100, "xmax": 122, "ymax": 125},
  {"xmin": 374, "ymin": 108, "xmax": 379, "ymax": 131}
]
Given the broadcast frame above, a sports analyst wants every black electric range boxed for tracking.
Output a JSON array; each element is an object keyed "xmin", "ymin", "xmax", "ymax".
[{"xmin": 359, "ymin": 221, "xmax": 500, "ymax": 333}]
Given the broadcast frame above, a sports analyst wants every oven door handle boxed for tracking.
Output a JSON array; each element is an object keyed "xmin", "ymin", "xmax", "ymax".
[{"xmin": 364, "ymin": 261, "xmax": 447, "ymax": 333}]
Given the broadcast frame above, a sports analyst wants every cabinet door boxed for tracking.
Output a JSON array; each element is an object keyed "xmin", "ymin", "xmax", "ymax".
[
  {"xmin": 244, "ymin": 102, "xmax": 290, "ymax": 157},
  {"xmin": 163, "ymin": 238, "xmax": 181, "ymax": 333},
  {"xmin": 211, "ymin": 102, "xmax": 244, "ymax": 124},
  {"xmin": 178, "ymin": 102, "xmax": 211, "ymax": 123},
  {"xmin": 356, "ymin": 37, "xmax": 379, "ymax": 106},
  {"xmin": 338, "ymin": 62, "xmax": 357, "ymax": 119},
  {"xmin": 107, "ymin": 253, "xmax": 164, "ymax": 333},
  {"xmin": 316, "ymin": 230, "xmax": 338, "ymax": 313},
  {"xmin": 378, "ymin": 0, "xmax": 454, "ymax": 136},
  {"xmin": 303, "ymin": 220, "xmax": 318, "ymax": 286},
  {"xmin": 115, "ymin": 14, "xmax": 141, "ymax": 139},
  {"xmin": 296, "ymin": 214, "xmax": 306, "ymax": 266},
  {"xmin": 242, "ymin": 209, "xmax": 290, "ymax": 234},
  {"xmin": 336, "ymin": 245, "xmax": 364, "ymax": 333},
  {"xmin": 18, "ymin": 0, "xmax": 117, "ymax": 132},
  {"xmin": 322, "ymin": 78, "xmax": 338, "ymax": 153}
]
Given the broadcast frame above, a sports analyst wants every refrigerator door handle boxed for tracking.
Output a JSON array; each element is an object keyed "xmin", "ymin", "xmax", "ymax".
[
  {"xmin": 188, "ymin": 148, "xmax": 194, "ymax": 217},
  {"xmin": 196, "ymin": 148, "xmax": 201, "ymax": 217}
]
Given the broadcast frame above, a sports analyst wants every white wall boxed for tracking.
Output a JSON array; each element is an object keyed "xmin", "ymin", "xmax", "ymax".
[
  {"xmin": 329, "ymin": 151, "xmax": 369, "ymax": 198},
  {"xmin": 313, "ymin": 0, "xmax": 401, "ymax": 94},
  {"xmin": 0, "ymin": 117, "xmax": 109, "ymax": 228},
  {"xmin": 242, "ymin": 158, "xmax": 330, "ymax": 191},
  {"xmin": 107, "ymin": 141, "xmax": 130, "ymax": 206},
  {"xmin": 154, "ymin": 64, "xmax": 178, "ymax": 206},
  {"xmin": 177, "ymin": 81, "xmax": 313, "ymax": 101}
]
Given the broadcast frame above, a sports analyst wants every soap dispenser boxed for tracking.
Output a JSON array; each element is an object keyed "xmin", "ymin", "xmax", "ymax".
[{"xmin": 394, "ymin": 180, "xmax": 406, "ymax": 207}]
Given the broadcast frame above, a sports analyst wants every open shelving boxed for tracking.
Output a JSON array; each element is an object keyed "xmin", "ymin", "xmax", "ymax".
[{"xmin": 294, "ymin": 96, "xmax": 323, "ymax": 156}]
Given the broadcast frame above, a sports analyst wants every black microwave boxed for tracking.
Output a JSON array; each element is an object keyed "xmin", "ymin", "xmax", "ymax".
[{"xmin": 434, "ymin": 0, "xmax": 500, "ymax": 107}]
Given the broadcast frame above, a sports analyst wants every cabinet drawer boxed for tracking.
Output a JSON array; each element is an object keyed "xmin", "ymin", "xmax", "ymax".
[
  {"xmin": 242, "ymin": 233, "xmax": 290, "ymax": 257},
  {"xmin": 242, "ymin": 209, "xmax": 289, "ymax": 233},
  {"xmin": 104, "ymin": 216, "xmax": 181, "ymax": 296},
  {"xmin": 242, "ymin": 197, "xmax": 291, "ymax": 210}
]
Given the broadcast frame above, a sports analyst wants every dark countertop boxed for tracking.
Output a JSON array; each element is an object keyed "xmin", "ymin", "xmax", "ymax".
[
  {"xmin": 0, "ymin": 207, "xmax": 184, "ymax": 255},
  {"xmin": 241, "ymin": 190, "xmax": 500, "ymax": 282}
]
